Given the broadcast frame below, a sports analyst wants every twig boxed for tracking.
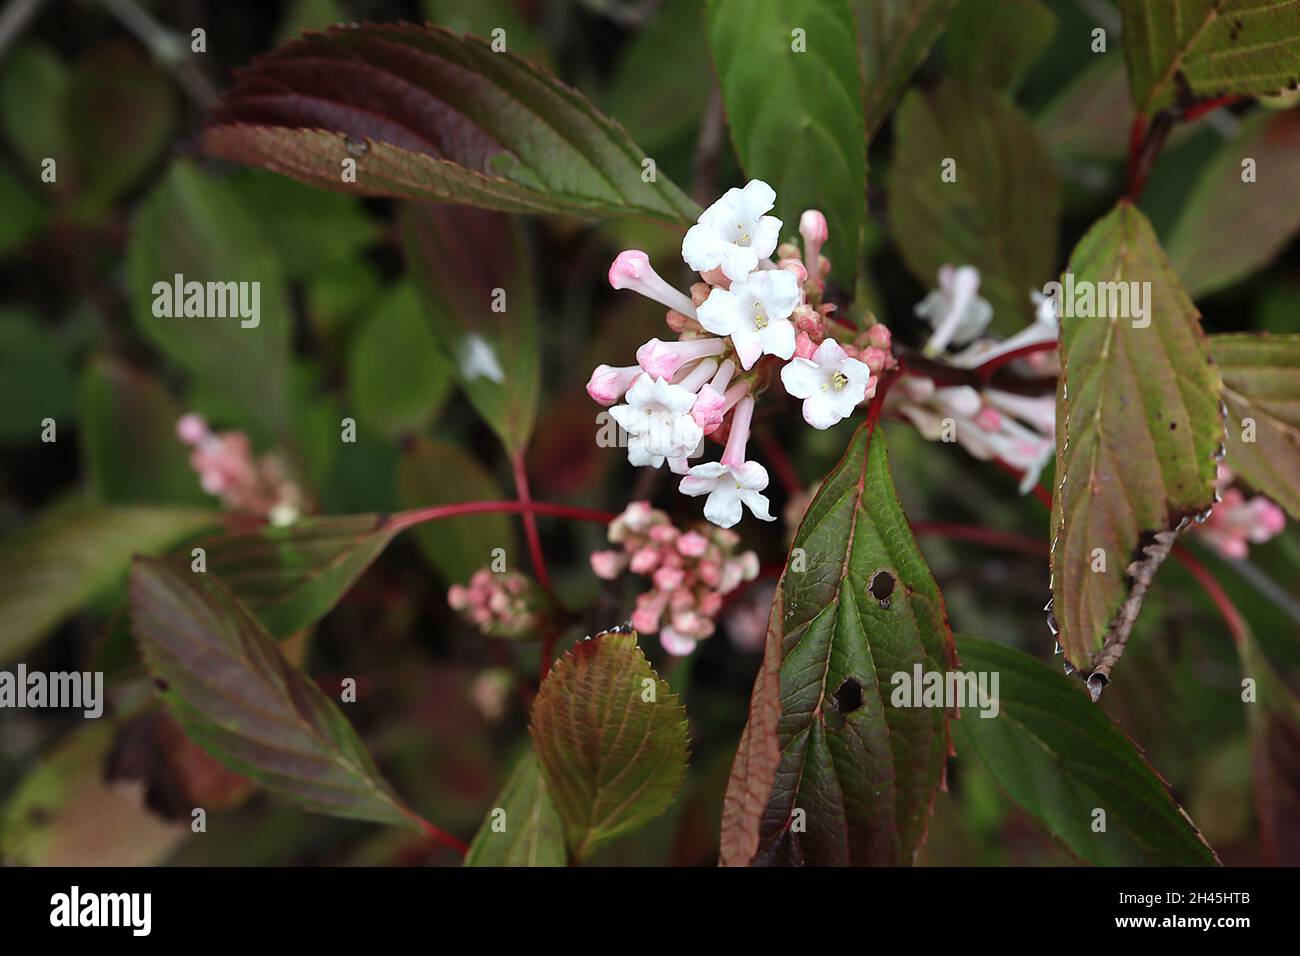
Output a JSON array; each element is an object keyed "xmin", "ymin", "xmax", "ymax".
[
  {"xmin": 96, "ymin": 0, "xmax": 217, "ymax": 108},
  {"xmin": 0, "ymin": 0, "xmax": 46, "ymax": 62},
  {"xmin": 389, "ymin": 499, "xmax": 617, "ymax": 533}
]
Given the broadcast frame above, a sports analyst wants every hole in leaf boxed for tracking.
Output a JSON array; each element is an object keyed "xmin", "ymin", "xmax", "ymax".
[
  {"xmin": 868, "ymin": 570, "xmax": 896, "ymax": 607},
  {"xmin": 834, "ymin": 677, "xmax": 864, "ymax": 714}
]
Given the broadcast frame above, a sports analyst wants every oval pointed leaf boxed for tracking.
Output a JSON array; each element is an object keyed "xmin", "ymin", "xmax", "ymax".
[
  {"xmin": 888, "ymin": 80, "xmax": 1061, "ymax": 330},
  {"xmin": 1051, "ymin": 202, "xmax": 1221, "ymax": 687},
  {"xmin": 401, "ymin": 202, "xmax": 539, "ymax": 454},
  {"xmin": 130, "ymin": 556, "xmax": 421, "ymax": 828},
  {"xmin": 198, "ymin": 514, "xmax": 400, "ymax": 639},
  {"xmin": 720, "ymin": 424, "xmax": 957, "ymax": 866},
  {"xmin": 1168, "ymin": 111, "xmax": 1300, "ymax": 298},
  {"xmin": 854, "ymin": 0, "xmax": 955, "ymax": 138},
  {"xmin": 203, "ymin": 24, "xmax": 698, "ymax": 225},
  {"xmin": 707, "ymin": 0, "xmax": 867, "ymax": 285},
  {"xmin": 530, "ymin": 630, "xmax": 689, "ymax": 862},
  {"xmin": 0, "ymin": 503, "xmax": 215, "ymax": 663},
  {"xmin": 1209, "ymin": 332, "xmax": 1300, "ymax": 518},
  {"xmin": 1120, "ymin": 0, "xmax": 1300, "ymax": 115},
  {"xmin": 954, "ymin": 636, "xmax": 1219, "ymax": 865},
  {"xmin": 464, "ymin": 749, "xmax": 565, "ymax": 867}
]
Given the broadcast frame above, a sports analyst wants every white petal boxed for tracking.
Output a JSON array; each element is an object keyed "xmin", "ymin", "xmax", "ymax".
[
  {"xmin": 738, "ymin": 488, "xmax": 775, "ymax": 521},
  {"xmin": 682, "ymin": 223, "xmax": 726, "ymax": 273},
  {"xmin": 780, "ymin": 358, "xmax": 822, "ymax": 399},
  {"xmin": 609, "ymin": 404, "xmax": 650, "ymax": 435},
  {"xmin": 751, "ymin": 215, "xmax": 782, "ymax": 261},
  {"xmin": 732, "ymin": 461, "xmax": 770, "ymax": 491},
  {"xmin": 696, "ymin": 288, "xmax": 741, "ymax": 336},
  {"xmin": 730, "ymin": 327, "xmax": 765, "ymax": 370},
  {"xmin": 803, "ymin": 394, "xmax": 844, "ymax": 430},
  {"xmin": 740, "ymin": 179, "xmax": 776, "ymax": 215},
  {"xmin": 721, "ymin": 244, "xmax": 759, "ymax": 283},
  {"xmin": 703, "ymin": 486, "xmax": 744, "ymax": 528},
  {"xmin": 758, "ymin": 319, "xmax": 796, "ymax": 361},
  {"xmin": 755, "ymin": 270, "xmax": 800, "ymax": 319},
  {"xmin": 811, "ymin": 338, "xmax": 847, "ymax": 366}
]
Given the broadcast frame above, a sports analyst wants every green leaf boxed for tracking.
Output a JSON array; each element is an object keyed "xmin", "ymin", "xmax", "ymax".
[
  {"xmin": 707, "ymin": 0, "xmax": 867, "ymax": 285},
  {"xmin": 1209, "ymin": 332, "xmax": 1300, "ymax": 518},
  {"xmin": 0, "ymin": 161, "xmax": 46, "ymax": 256},
  {"xmin": 0, "ymin": 722, "xmax": 187, "ymax": 866},
  {"xmin": 127, "ymin": 160, "xmax": 291, "ymax": 439},
  {"xmin": 1036, "ymin": 57, "xmax": 1137, "ymax": 161},
  {"xmin": 720, "ymin": 424, "xmax": 956, "ymax": 866},
  {"xmin": 198, "ymin": 515, "xmax": 400, "ymax": 639},
  {"xmin": 421, "ymin": 0, "xmax": 547, "ymax": 65},
  {"xmin": 1238, "ymin": 628, "xmax": 1300, "ymax": 863},
  {"xmin": 953, "ymin": 636, "xmax": 1219, "ymax": 865},
  {"xmin": 397, "ymin": 437, "xmax": 515, "ymax": 584},
  {"xmin": 530, "ymin": 630, "xmax": 689, "ymax": 862},
  {"xmin": 402, "ymin": 203, "xmax": 539, "ymax": 454},
  {"xmin": 854, "ymin": 0, "xmax": 955, "ymax": 138},
  {"xmin": 0, "ymin": 310, "xmax": 73, "ymax": 443},
  {"xmin": 1167, "ymin": 111, "xmax": 1300, "ymax": 298},
  {"xmin": 944, "ymin": 0, "xmax": 1056, "ymax": 93},
  {"xmin": 887, "ymin": 80, "xmax": 1061, "ymax": 330},
  {"xmin": 203, "ymin": 24, "xmax": 698, "ymax": 225},
  {"xmin": 129, "ymin": 556, "xmax": 422, "ymax": 828},
  {"xmin": 1120, "ymin": 0, "xmax": 1300, "ymax": 114},
  {"xmin": 1051, "ymin": 201, "xmax": 1221, "ymax": 689},
  {"xmin": 78, "ymin": 356, "xmax": 208, "ymax": 506},
  {"xmin": 0, "ymin": 43, "xmax": 69, "ymax": 176},
  {"xmin": 464, "ymin": 749, "xmax": 565, "ymax": 867},
  {"xmin": 0, "ymin": 503, "xmax": 215, "ymax": 664},
  {"xmin": 347, "ymin": 283, "xmax": 451, "ymax": 437}
]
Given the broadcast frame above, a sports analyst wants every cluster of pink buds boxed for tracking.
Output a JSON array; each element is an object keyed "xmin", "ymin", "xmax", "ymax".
[
  {"xmin": 590, "ymin": 501, "xmax": 760, "ymax": 656},
  {"xmin": 447, "ymin": 569, "xmax": 545, "ymax": 641},
  {"xmin": 1194, "ymin": 467, "xmax": 1286, "ymax": 559},
  {"xmin": 175, "ymin": 413, "xmax": 304, "ymax": 525},
  {"xmin": 887, "ymin": 266, "xmax": 1059, "ymax": 493},
  {"xmin": 588, "ymin": 180, "xmax": 893, "ymax": 528}
]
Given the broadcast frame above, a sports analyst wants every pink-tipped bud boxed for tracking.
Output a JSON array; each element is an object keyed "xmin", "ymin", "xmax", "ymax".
[
  {"xmin": 608, "ymin": 250, "xmax": 697, "ymax": 318},
  {"xmin": 629, "ymin": 545, "xmax": 661, "ymax": 575},
  {"xmin": 586, "ymin": 364, "xmax": 641, "ymax": 405},
  {"xmin": 778, "ymin": 257, "xmax": 809, "ymax": 285},
  {"xmin": 691, "ymin": 385, "xmax": 728, "ymax": 435},
  {"xmin": 677, "ymin": 530, "xmax": 709, "ymax": 557},
  {"xmin": 636, "ymin": 337, "xmax": 725, "ymax": 379},
  {"xmin": 799, "ymin": 210, "xmax": 828, "ymax": 276},
  {"xmin": 794, "ymin": 331, "xmax": 818, "ymax": 360},
  {"xmin": 590, "ymin": 549, "xmax": 628, "ymax": 580},
  {"xmin": 867, "ymin": 322, "xmax": 892, "ymax": 351},
  {"xmin": 654, "ymin": 566, "xmax": 685, "ymax": 591},
  {"xmin": 176, "ymin": 413, "xmax": 209, "ymax": 446}
]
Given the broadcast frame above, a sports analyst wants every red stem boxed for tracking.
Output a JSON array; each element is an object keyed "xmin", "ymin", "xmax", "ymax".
[
  {"xmin": 412, "ymin": 813, "xmax": 470, "ymax": 856},
  {"xmin": 972, "ymin": 340, "xmax": 1058, "ymax": 382},
  {"xmin": 1171, "ymin": 544, "xmax": 1248, "ymax": 647},
  {"xmin": 389, "ymin": 500, "xmax": 617, "ymax": 533},
  {"xmin": 511, "ymin": 454, "xmax": 553, "ymax": 596},
  {"xmin": 1180, "ymin": 94, "xmax": 1243, "ymax": 123}
]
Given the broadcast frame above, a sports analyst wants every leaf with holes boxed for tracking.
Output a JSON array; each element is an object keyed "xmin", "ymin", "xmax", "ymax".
[
  {"xmin": 1051, "ymin": 201, "xmax": 1221, "ymax": 691},
  {"xmin": 1120, "ymin": 0, "xmax": 1300, "ymax": 115},
  {"xmin": 401, "ymin": 203, "xmax": 539, "ymax": 455},
  {"xmin": 197, "ymin": 514, "xmax": 399, "ymax": 639},
  {"xmin": 954, "ymin": 636, "xmax": 1218, "ymax": 865},
  {"xmin": 720, "ymin": 423, "xmax": 956, "ymax": 866},
  {"xmin": 464, "ymin": 749, "xmax": 565, "ymax": 867},
  {"xmin": 130, "ymin": 556, "xmax": 422, "ymax": 828},
  {"xmin": 202, "ymin": 23, "xmax": 698, "ymax": 226},
  {"xmin": 0, "ymin": 503, "xmax": 215, "ymax": 664},
  {"xmin": 1209, "ymin": 332, "xmax": 1300, "ymax": 519},
  {"xmin": 887, "ymin": 80, "xmax": 1061, "ymax": 331},
  {"xmin": 1168, "ymin": 112, "xmax": 1300, "ymax": 298},
  {"xmin": 707, "ymin": 0, "xmax": 866, "ymax": 286},
  {"xmin": 854, "ymin": 0, "xmax": 955, "ymax": 138},
  {"xmin": 530, "ymin": 630, "xmax": 689, "ymax": 862}
]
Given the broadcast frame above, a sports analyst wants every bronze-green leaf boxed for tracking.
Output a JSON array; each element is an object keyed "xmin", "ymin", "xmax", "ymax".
[
  {"xmin": 1209, "ymin": 332, "xmax": 1300, "ymax": 519},
  {"xmin": 529, "ymin": 630, "xmax": 689, "ymax": 862},
  {"xmin": 130, "ymin": 556, "xmax": 422, "ymax": 828},
  {"xmin": 1051, "ymin": 202, "xmax": 1221, "ymax": 691},
  {"xmin": 464, "ymin": 749, "xmax": 565, "ymax": 867},
  {"xmin": 720, "ymin": 423, "xmax": 956, "ymax": 866}
]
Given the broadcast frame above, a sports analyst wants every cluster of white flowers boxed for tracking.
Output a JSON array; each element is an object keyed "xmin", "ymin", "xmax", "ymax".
[
  {"xmin": 888, "ymin": 266, "xmax": 1060, "ymax": 493},
  {"xmin": 588, "ymin": 180, "xmax": 892, "ymax": 528}
]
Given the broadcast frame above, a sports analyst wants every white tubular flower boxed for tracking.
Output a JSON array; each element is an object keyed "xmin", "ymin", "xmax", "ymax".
[
  {"xmin": 608, "ymin": 249, "xmax": 698, "ymax": 318},
  {"xmin": 950, "ymin": 289, "xmax": 1060, "ymax": 369},
  {"xmin": 916, "ymin": 265, "xmax": 993, "ymax": 357},
  {"xmin": 610, "ymin": 375, "xmax": 704, "ymax": 462},
  {"xmin": 678, "ymin": 395, "xmax": 775, "ymax": 529},
  {"xmin": 780, "ymin": 338, "xmax": 871, "ymax": 429},
  {"xmin": 697, "ymin": 268, "xmax": 800, "ymax": 369},
  {"xmin": 682, "ymin": 179, "xmax": 782, "ymax": 282}
]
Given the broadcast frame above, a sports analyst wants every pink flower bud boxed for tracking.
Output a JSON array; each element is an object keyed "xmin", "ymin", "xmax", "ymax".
[
  {"xmin": 590, "ymin": 550, "xmax": 628, "ymax": 580},
  {"xmin": 778, "ymin": 257, "xmax": 809, "ymax": 285},
  {"xmin": 629, "ymin": 545, "xmax": 662, "ymax": 575},
  {"xmin": 676, "ymin": 531, "xmax": 709, "ymax": 557},
  {"xmin": 608, "ymin": 250, "xmax": 698, "ymax": 318},
  {"xmin": 866, "ymin": 323, "xmax": 892, "ymax": 351},
  {"xmin": 636, "ymin": 337, "xmax": 726, "ymax": 380},
  {"xmin": 659, "ymin": 629, "xmax": 698, "ymax": 656},
  {"xmin": 794, "ymin": 331, "xmax": 818, "ymax": 360},
  {"xmin": 586, "ymin": 364, "xmax": 641, "ymax": 405},
  {"xmin": 654, "ymin": 566, "xmax": 685, "ymax": 591},
  {"xmin": 176, "ymin": 413, "xmax": 209, "ymax": 446},
  {"xmin": 799, "ymin": 210, "xmax": 828, "ymax": 277},
  {"xmin": 691, "ymin": 385, "xmax": 727, "ymax": 435}
]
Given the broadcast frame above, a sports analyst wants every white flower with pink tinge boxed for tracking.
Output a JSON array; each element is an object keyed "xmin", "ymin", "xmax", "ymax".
[
  {"xmin": 697, "ymin": 268, "xmax": 801, "ymax": 369},
  {"xmin": 682, "ymin": 179, "xmax": 782, "ymax": 282},
  {"xmin": 915, "ymin": 265, "xmax": 994, "ymax": 357},
  {"xmin": 1195, "ymin": 467, "xmax": 1286, "ymax": 560},
  {"xmin": 780, "ymin": 338, "xmax": 872, "ymax": 429},
  {"xmin": 610, "ymin": 375, "xmax": 704, "ymax": 466},
  {"xmin": 678, "ymin": 396, "xmax": 775, "ymax": 529}
]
